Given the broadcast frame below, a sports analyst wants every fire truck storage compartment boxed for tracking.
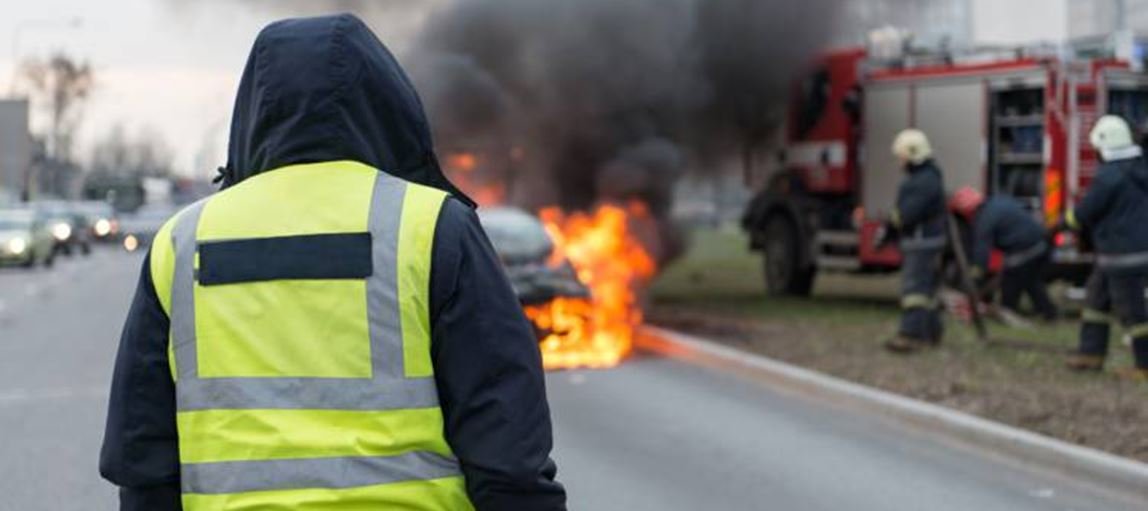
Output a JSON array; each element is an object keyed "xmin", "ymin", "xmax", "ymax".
[
  {"xmin": 988, "ymin": 78, "xmax": 1046, "ymax": 213},
  {"xmin": 860, "ymin": 77, "xmax": 985, "ymax": 219},
  {"xmin": 1104, "ymin": 70, "xmax": 1148, "ymax": 135}
]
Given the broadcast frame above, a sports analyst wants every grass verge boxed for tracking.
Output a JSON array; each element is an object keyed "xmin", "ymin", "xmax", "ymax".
[{"xmin": 649, "ymin": 227, "xmax": 1148, "ymax": 463}]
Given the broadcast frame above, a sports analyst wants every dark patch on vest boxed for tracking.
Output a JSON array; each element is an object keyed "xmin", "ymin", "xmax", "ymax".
[{"xmin": 198, "ymin": 233, "xmax": 373, "ymax": 285}]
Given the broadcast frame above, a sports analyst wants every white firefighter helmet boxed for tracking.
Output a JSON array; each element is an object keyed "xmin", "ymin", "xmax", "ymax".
[
  {"xmin": 892, "ymin": 129, "xmax": 932, "ymax": 165},
  {"xmin": 1089, "ymin": 115, "xmax": 1134, "ymax": 152}
]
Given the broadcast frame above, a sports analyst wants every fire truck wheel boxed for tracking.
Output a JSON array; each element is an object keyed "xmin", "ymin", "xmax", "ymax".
[{"xmin": 763, "ymin": 215, "xmax": 815, "ymax": 296}]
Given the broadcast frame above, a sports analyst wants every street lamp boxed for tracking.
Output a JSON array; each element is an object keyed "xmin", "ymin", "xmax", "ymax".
[{"xmin": 8, "ymin": 16, "xmax": 84, "ymax": 96}]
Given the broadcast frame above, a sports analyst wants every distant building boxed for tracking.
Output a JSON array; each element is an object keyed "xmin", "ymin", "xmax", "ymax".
[
  {"xmin": 1069, "ymin": 0, "xmax": 1148, "ymax": 37},
  {"xmin": 834, "ymin": 1, "xmax": 1148, "ymax": 50},
  {"xmin": 835, "ymin": 0, "xmax": 973, "ymax": 48},
  {"xmin": 0, "ymin": 100, "xmax": 32, "ymax": 200}
]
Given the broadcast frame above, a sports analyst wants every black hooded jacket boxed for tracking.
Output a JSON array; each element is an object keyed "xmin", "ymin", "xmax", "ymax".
[{"xmin": 100, "ymin": 14, "xmax": 565, "ymax": 511}]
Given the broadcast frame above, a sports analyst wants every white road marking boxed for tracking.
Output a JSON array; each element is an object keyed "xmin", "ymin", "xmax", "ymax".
[{"xmin": 0, "ymin": 387, "xmax": 109, "ymax": 406}]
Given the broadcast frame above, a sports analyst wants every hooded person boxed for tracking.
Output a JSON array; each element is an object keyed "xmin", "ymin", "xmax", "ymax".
[
  {"xmin": 100, "ymin": 14, "xmax": 566, "ymax": 511},
  {"xmin": 1065, "ymin": 115, "xmax": 1148, "ymax": 380}
]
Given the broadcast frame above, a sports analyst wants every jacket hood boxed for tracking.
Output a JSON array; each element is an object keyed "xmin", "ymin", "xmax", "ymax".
[{"xmin": 221, "ymin": 14, "xmax": 473, "ymax": 206}]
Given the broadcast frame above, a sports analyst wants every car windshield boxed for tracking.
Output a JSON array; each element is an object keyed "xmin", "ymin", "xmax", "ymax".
[
  {"xmin": 478, "ymin": 208, "xmax": 554, "ymax": 261},
  {"xmin": 0, "ymin": 213, "xmax": 34, "ymax": 230},
  {"xmin": 78, "ymin": 203, "xmax": 114, "ymax": 218}
]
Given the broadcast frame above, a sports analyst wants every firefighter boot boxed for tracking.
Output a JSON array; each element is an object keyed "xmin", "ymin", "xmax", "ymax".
[
  {"xmin": 1069, "ymin": 317, "xmax": 1110, "ymax": 372},
  {"xmin": 884, "ymin": 335, "xmax": 931, "ymax": 354},
  {"xmin": 1119, "ymin": 335, "xmax": 1148, "ymax": 382},
  {"xmin": 1065, "ymin": 353, "xmax": 1105, "ymax": 372}
]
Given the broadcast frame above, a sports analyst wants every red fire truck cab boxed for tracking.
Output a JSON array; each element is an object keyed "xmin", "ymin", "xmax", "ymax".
[{"xmin": 743, "ymin": 36, "xmax": 1148, "ymax": 296}]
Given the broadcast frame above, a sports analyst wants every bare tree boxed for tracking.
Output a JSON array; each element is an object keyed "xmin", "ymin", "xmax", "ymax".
[
  {"xmin": 21, "ymin": 52, "xmax": 94, "ymax": 163},
  {"xmin": 90, "ymin": 124, "xmax": 175, "ymax": 178}
]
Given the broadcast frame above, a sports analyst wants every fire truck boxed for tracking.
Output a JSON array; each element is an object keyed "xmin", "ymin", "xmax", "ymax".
[{"xmin": 743, "ymin": 33, "xmax": 1148, "ymax": 296}]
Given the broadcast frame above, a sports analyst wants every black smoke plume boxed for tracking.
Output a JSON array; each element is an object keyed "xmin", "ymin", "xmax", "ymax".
[{"xmin": 408, "ymin": 0, "xmax": 841, "ymax": 260}]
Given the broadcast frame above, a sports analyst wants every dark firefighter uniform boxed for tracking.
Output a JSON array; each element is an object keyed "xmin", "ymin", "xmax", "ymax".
[
  {"xmin": 890, "ymin": 158, "xmax": 947, "ymax": 348},
  {"xmin": 99, "ymin": 14, "xmax": 566, "ymax": 511},
  {"xmin": 1066, "ymin": 142, "xmax": 1148, "ymax": 377},
  {"xmin": 969, "ymin": 196, "xmax": 1057, "ymax": 320}
]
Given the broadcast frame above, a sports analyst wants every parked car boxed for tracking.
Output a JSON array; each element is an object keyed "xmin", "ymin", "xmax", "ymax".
[
  {"xmin": 74, "ymin": 201, "xmax": 119, "ymax": 242},
  {"xmin": 31, "ymin": 200, "xmax": 92, "ymax": 257},
  {"xmin": 118, "ymin": 205, "xmax": 179, "ymax": 252},
  {"xmin": 0, "ymin": 208, "xmax": 55, "ymax": 268},
  {"xmin": 476, "ymin": 207, "xmax": 589, "ymax": 306}
]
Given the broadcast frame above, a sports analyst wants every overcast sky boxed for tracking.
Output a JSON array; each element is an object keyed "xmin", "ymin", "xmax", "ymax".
[{"xmin": 0, "ymin": 0, "xmax": 436, "ymax": 179}]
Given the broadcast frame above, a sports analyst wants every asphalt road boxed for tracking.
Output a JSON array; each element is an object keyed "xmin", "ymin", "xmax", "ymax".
[{"xmin": 0, "ymin": 252, "xmax": 1143, "ymax": 510}]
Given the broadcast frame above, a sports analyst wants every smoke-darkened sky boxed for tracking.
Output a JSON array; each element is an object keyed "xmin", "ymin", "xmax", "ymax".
[{"xmin": 408, "ymin": 0, "xmax": 841, "ymax": 216}]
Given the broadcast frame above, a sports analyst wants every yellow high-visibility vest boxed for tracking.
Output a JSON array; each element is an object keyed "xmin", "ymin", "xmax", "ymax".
[{"xmin": 149, "ymin": 160, "xmax": 474, "ymax": 511}]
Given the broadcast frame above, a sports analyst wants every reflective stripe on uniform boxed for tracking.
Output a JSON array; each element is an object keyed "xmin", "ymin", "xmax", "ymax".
[
  {"xmin": 1065, "ymin": 209, "xmax": 1079, "ymax": 230},
  {"xmin": 1081, "ymin": 308, "xmax": 1111, "ymax": 324},
  {"xmin": 901, "ymin": 294, "xmax": 936, "ymax": 309},
  {"xmin": 1096, "ymin": 251, "xmax": 1148, "ymax": 270},
  {"xmin": 175, "ymin": 376, "xmax": 439, "ymax": 411},
  {"xmin": 890, "ymin": 209, "xmax": 902, "ymax": 229},
  {"xmin": 182, "ymin": 451, "xmax": 462, "ymax": 495},
  {"xmin": 1004, "ymin": 241, "xmax": 1047, "ymax": 268},
  {"xmin": 171, "ymin": 199, "xmax": 207, "ymax": 380},
  {"xmin": 1127, "ymin": 323, "xmax": 1148, "ymax": 339},
  {"xmin": 899, "ymin": 235, "xmax": 946, "ymax": 251}
]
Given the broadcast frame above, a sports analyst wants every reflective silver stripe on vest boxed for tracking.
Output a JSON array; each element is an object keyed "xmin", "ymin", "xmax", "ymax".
[
  {"xmin": 182, "ymin": 451, "xmax": 462, "ymax": 495},
  {"xmin": 1004, "ymin": 241, "xmax": 1047, "ymax": 269},
  {"xmin": 1097, "ymin": 251, "xmax": 1148, "ymax": 270},
  {"xmin": 171, "ymin": 200, "xmax": 207, "ymax": 380},
  {"xmin": 169, "ymin": 172, "xmax": 440, "ymax": 411},
  {"xmin": 175, "ymin": 376, "xmax": 439, "ymax": 411},
  {"xmin": 899, "ymin": 235, "xmax": 946, "ymax": 251}
]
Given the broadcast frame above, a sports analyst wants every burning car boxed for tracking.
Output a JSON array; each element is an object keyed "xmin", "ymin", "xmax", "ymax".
[
  {"xmin": 479, "ymin": 203, "xmax": 656, "ymax": 370},
  {"xmin": 477, "ymin": 207, "xmax": 590, "ymax": 306}
]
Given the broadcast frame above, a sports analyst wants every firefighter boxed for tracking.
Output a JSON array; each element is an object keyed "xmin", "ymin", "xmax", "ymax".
[
  {"xmin": 99, "ymin": 14, "xmax": 567, "ymax": 510},
  {"xmin": 1064, "ymin": 115, "xmax": 1148, "ymax": 381},
  {"xmin": 949, "ymin": 187, "xmax": 1058, "ymax": 321},
  {"xmin": 882, "ymin": 129, "xmax": 947, "ymax": 352}
]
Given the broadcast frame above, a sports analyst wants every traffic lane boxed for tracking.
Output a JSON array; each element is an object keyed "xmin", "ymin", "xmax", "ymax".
[
  {"xmin": 0, "ymin": 250, "xmax": 138, "ymax": 508},
  {"xmin": 0, "ymin": 247, "xmax": 120, "ymax": 326},
  {"xmin": 0, "ymin": 248, "xmax": 138, "ymax": 388},
  {"xmin": 547, "ymin": 354, "xmax": 1143, "ymax": 511}
]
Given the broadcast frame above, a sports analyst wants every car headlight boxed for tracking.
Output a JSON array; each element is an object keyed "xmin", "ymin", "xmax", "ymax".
[
  {"xmin": 94, "ymin": 218, "xmax": 112, "ymax": 237},
  {"xmin": 123, "ymin": 234, "xmax": 139, "ymax": 252},
  {"xmin": 51, "ymin": 222, "xmax": 72, "ymax": 241},
  {"xmin": 6, "ymin": 237, "xmax": 27, "ymax": 255}
]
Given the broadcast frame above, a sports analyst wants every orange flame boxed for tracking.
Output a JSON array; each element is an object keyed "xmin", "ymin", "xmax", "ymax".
[
  {"xmin": 444, "ymin": 151, "xmax": 505, "ymax": 207},
  {"xmin": 525, "ymin": 202, "xmax": 657, "ymax": 370},
  {"xmin": 446, "ymin": 153, "xmax": 478, "ymax": 173}
]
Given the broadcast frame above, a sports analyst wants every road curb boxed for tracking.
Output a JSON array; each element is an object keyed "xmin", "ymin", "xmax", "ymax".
[{"xmin": 638, "ymin": 325, "xmax": 1148, "ymax": 502}]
